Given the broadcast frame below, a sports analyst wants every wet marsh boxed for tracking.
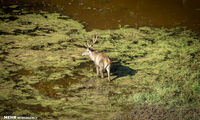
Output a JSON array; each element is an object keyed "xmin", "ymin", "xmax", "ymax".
[{"xmin": 0, "ymin": 4, "xmax": 200, "ymax": 120}]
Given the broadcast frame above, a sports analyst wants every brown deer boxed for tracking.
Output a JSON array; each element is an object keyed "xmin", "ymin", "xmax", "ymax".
[{"xmin": 82, "ymin": 35, "xmax": 111, "ymax": 81}]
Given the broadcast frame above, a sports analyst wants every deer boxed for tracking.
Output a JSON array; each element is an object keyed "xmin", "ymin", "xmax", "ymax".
[{"xmin": 82, "ymin": 35, "xmax": 111, "ymax": 81}]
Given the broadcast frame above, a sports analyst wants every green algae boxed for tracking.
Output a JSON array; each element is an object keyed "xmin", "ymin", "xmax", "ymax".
[{"xmin": 0, "ymin": 5, "xmax": 200, "ymax": 120}]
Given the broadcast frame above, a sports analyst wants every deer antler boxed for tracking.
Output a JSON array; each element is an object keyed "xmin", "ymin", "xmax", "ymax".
[
  {"xmin": 84, "ymin": 42, "xmax": 90, "ymax": 48},
  {"xmin": 91, "ymin": 35, "xmax": 98, "ymax": 46},
  {"xmin": 84, "ymin": 35, "xmax": 98, "ymax": 48}
]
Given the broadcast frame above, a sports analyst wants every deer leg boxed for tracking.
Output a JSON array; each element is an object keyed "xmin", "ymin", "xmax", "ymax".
[
  {"xmin": 106, "ymin": 66, "xmax": 111, "ymax": 81},
  {"xmin": 96, "ymin": 65, "xmax": 99, "ymax": 76},
  {"xmin": 100, "ymin": 67, "xmax": 104, "ymax": 79}
]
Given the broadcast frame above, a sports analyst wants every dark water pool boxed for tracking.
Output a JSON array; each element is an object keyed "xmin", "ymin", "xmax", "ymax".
[{"xmin": 1, "ymin": 0, "xmax": 200, "ymax": 32}]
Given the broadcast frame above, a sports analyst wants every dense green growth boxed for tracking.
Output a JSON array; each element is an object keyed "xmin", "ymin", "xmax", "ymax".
[{"xmin": 0, "ymin": 5, "xmax": 199, "ymax": 120}]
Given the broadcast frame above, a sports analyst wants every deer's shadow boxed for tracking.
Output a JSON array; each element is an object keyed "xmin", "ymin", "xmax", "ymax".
[{"xmin": 110, "ymin": 62, "xmax": 137, "ymax": 81}]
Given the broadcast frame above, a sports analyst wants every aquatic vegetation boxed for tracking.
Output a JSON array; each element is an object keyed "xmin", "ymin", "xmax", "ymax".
[{"xmin": 0, "ymin": 5, "xmax": 200, "ymax": 120}]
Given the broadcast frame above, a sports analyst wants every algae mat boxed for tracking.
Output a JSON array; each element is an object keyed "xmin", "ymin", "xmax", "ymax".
[{"xmin": 0, "ymin": 5, "xmax": 200, "ymax": 120}]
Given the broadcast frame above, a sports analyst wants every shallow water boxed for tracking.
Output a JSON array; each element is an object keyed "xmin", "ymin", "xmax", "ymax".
[{"xmin": 1, "ymin": 0, "xmax": 200, "ymax": 32}]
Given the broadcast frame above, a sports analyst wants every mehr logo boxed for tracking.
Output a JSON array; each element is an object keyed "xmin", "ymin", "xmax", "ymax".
[
  {"xmin": 4, "ymin": 116, "xmax": 16, "ymax": 119},
  {"xmin": 4, "ymin": 116, "xmax": 37, "ymax": 119}
]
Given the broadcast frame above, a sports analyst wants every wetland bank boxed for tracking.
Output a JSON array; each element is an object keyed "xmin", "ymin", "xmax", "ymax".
[{"xmin": 0, "ymin": 4, "xmax": 200, "ymax": 120}]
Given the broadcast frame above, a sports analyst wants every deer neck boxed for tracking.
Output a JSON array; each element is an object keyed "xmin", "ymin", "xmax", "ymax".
[{"xmin": 89, "ymin": 51, "xmax": 96, "ymax": 61}]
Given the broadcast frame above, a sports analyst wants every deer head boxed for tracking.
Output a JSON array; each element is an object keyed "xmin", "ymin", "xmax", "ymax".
[{"xmin": 82, "ymin": 35, "xmax": 98, "ymax": 56}]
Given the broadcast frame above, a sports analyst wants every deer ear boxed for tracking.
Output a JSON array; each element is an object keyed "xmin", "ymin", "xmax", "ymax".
[{"xmin": 88, "ymin": 48, "xmax": 94, "ymax": 52}]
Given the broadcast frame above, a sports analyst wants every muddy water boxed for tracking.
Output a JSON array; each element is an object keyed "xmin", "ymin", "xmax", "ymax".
[
  {"xmin": 32, "ymin": 74, "xmax": 75, "ymax": 98},
  {"xmin": 1, "ymin": 0, "xmax": 200, "ymax": 32},
  {"xmin": 32, "ymin": 63, "xmax": 92, "ymax": 98}
]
